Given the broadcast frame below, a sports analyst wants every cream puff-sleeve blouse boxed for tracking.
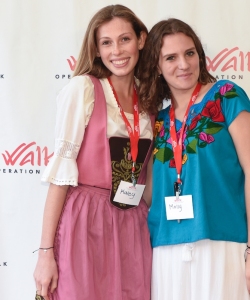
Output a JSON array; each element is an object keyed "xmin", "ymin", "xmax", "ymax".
[{"xmin": 41, "ymin": 75, "xmax": 153, "ymax": 186}]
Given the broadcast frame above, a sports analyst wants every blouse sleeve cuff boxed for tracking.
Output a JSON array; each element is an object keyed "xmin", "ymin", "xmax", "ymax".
[{"xmin": 41, "ymin": 155, "xmax": 78, "ymax": 186}]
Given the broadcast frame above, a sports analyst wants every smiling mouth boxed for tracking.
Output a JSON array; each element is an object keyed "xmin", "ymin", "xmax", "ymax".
[
  {"xmin": 112, "ymin": 58, "xmax": 129, "ymax": 66},
  {"xmin": 178, "ymin": 73, "xmax": 192, "ymax": 77}
]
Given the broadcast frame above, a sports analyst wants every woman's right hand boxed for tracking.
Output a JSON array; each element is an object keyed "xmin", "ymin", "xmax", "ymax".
[
  {"xmin": 33, "ymin": 184, "xmax": 69, "ymax": 299},
  {"xmin": 33, "ymin": 249, "xmax": 58, "ymax": 300}
]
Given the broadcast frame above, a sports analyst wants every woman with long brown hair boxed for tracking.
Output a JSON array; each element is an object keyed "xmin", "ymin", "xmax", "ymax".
[{"xmin": 33, "ymin": 5, "xmax": 153, "ymax": 300}]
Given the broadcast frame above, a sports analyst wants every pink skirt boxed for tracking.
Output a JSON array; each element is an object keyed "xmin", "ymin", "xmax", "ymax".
[{"xmin": 51, "ymin": 184, "xmax": 152, "ymax": 300}]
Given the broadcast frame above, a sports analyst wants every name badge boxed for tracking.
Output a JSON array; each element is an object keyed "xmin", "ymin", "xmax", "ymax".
[
  {"xmin": 113, "ymin": 180, "xmax": 145, "ymax": 206},
  {"xmin": 165, "ymin": 195, "xmax": 194, "ymax": 220}
]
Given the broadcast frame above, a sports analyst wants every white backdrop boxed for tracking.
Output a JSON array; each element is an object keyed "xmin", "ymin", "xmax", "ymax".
[{"xmin": 0, "ymin": 0, "xmax": 249, "ymax": 299}]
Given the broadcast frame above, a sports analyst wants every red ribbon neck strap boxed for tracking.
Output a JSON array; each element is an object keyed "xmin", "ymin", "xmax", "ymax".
[
  {"xmin": 108, "ymin": 77, "xmax": 140, "ymax": 180},
  {"xmin": 169, "ymin": 83, "xmax": 202, "ymax": 183}
]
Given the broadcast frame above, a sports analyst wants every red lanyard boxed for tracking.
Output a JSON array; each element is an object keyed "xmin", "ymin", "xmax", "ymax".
[
  {"xmin": 169, "ymin": 83, "xmax": 202, "ymax": 184},
  {"xmin": 108, "ymin": 77, "xmax": 140, "ymax": 185}
]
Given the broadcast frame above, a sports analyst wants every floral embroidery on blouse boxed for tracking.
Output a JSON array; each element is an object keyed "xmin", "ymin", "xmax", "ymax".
[{"xmin": 154, "ymin": 82, "xmax": 238, "ymax": 167}]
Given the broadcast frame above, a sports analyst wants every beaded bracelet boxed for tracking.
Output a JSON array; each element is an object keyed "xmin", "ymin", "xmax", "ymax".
[{"xmin": 32, "ymin": 247, "xmax": 54, "ymax": 253}]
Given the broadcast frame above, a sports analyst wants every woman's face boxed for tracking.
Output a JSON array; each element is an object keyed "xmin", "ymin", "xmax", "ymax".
[
  {"xmin": 158, "ymin": 32, "xmax": 200, "ymax": 96},
  {"xmin": 96, "ymin": 17, "xmax": 146, "ymax": 80}
]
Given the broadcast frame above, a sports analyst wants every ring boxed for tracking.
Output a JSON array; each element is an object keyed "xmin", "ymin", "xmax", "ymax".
[{"xmin": 35, "ymin": 294, "xmax": 44, "ymax": 300}]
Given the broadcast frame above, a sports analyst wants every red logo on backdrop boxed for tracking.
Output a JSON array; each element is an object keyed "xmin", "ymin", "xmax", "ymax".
[
  {"xmin": 1, "ymin": 142, "xmax": 53, "ymax": 175},
  {"xmin": 65, "ymin": 49, "xmax": 250, "ymax": 73},
  {"xmin": 2, "ymin": 142, "xmax": 53, "ymax": 166},
  {"xmin": 55, "ymin": 56, "xmax": 77, "ymax": 79},
  {"xmin": 67, "ymin": 56, "xmax": 77, "ymax": 71},
  {"xmin": 206, "ymin": 47, "xmax": 250, "ymax": 72},
  {"xmin": 56, "ymin": 48, "xmax": 250, "ymax": 80}
]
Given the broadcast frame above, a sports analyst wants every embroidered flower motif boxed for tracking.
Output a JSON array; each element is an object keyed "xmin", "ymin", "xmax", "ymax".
[
  {"xmin": 159, "ymin": 127, "xmax": 165, "ymax": 137},
  {"xmin": 219, "ymin": 83, "xmax": 234, "ymax": 95},
  {"xmin": 154, "ymin": 82, "xmax": 239, "ymax": 164},
  {"xmin": 154, "ymin": 121, "xmax": 164, "ymax": 138},
  {"xmin": 199, "ymin": 132, "xmax": 215, "ymax": 144},
  {"xmin": 153, "ymin": 148, "xmax": 159, "ymax": 155},
  {"xmin": 182, "ymin": 154, "xmax": 188, "ymax": 164},
  {"xmin": 201, "ymin": 99, "xmax": 225, "ymax": 122},
  {"xmin": 189, "ymin": 114, "xmax": 202, "ymax": 131}
]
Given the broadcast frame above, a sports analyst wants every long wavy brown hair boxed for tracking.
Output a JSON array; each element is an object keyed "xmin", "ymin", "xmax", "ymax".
[
  {"xmin": 138, "ymin": 18, "xmax": 216, "ymax": 114},
  {"xmin": 73, "ymin": 4, "xmax": 148, "ymax": 79}
]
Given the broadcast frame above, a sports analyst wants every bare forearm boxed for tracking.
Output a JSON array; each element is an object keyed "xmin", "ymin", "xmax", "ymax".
[
  {"xmin": 40, "ymin": 183, "xmax": 69, "ymax": 247},
  {"xmin": 229, "ymin": 112, "xmax": 250, "ymax": 244},
  {"xmin": 34, "ymin": 183, "xmax": 69, "ymax": 297},
  {"xmin": 244, "ymin": 174, "xmax": 250, "ymax": 244}
]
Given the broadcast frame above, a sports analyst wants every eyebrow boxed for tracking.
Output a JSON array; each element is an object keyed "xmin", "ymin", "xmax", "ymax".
[
  {"xmin": 98, "ymin": 32, "xmax": 133, "ymax": 41},
  {"xmin": 162, "ymin": 47, "xmax": 196, "ymax": 59}
]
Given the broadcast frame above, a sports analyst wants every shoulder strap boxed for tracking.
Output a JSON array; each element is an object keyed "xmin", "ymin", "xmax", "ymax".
[{"xmin": 76, "ymin": 75, "xmax": 112, "ymax": 189}]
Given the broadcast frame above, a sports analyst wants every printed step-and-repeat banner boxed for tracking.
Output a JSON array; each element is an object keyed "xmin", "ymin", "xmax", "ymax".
[{"xmin": 0, "ymin": 0, "xmax": 249, "ymax": 298}]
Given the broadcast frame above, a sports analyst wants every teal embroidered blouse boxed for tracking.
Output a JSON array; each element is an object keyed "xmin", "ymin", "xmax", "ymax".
[{"xmin": 149, "ymin": 80, "xmax": 250, "ymax": 247}]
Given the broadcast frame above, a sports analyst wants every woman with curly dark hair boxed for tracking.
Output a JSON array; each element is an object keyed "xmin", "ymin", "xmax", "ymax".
[
  {"xmin": 139, "ymin": 18, "xmax": 250, "ymax": 300},
  {"xmin": 138, "ymin": 19, "xmax": 216, "ymax": 114}
]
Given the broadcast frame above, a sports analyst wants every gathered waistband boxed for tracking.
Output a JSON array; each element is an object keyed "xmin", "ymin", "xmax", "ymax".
[{"xmin": 74, "ymin": 183, "xmax": 111, "ymax": 196}]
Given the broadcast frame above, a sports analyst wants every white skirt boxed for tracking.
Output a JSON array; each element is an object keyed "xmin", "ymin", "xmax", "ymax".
[{"xmin": 151, "ymin": 240, "xmax": 249, "ymax": 300}]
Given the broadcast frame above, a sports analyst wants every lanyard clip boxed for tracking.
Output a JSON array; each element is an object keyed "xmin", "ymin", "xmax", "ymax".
[
  {"xmin": 131, "ymin": 174, "xmax": 136, "ymax": 187},
  {"xmin": 174, "ymin": 181, "xmax": 181, "ymax": 196},
  {"xmin": 131, "ymin": 161, "xmax": 136, "ymax": 187},
  {"xmin": 174, "ymin": 181, "xmax": 182, "ymax": 223}
]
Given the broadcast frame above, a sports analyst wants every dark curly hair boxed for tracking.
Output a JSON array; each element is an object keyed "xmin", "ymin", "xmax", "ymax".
[{"xmin": 138, "ymin": 18, "xmax": 216, "ymax": 114}]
